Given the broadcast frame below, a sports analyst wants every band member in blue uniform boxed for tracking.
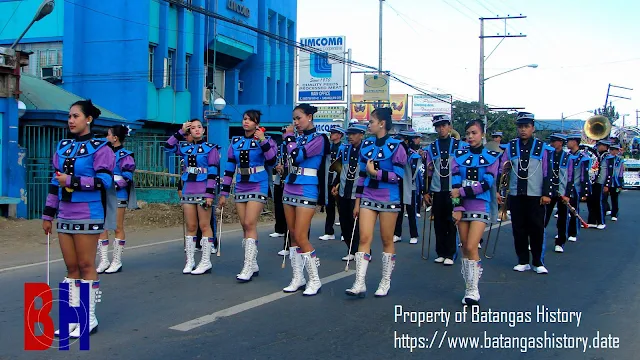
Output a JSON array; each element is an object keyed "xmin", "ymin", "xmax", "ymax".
[
  {"xmin": 346, "ymin": 107, "xmax": 408, "ymax": 298},
  {"xmin": 587, "ymin": 140, "xmax": 614, "ymax": 229},
  {"xmin": 609, "ymin": 143, "xmax": 624, "ymax": 221},
  {"xmin": 219, "ymin": 110, "xmax": 277, "ymax": 282},
  {"xmin": 96, "ymin": 124, "xmax": 137, "ymax": 274},
  {"xmin": 423, "ymin": 114, "xmax": 468, "ymax": 265},
  {"xmin": 42, "ymin": 100, "xmax": 115, "ymax": 338},
  {"xmin": 542, "ymin": 134, "xmax": 571, "ymax": 253},
  {"xmin": 270, "ymin": 127, "xmax": 289, "ymax": 255},
  {"xmin": 498, "ymin": 112, "xmax": 553, "ymax": 274},
  {"xmin": 319, "ymin": 127, "xmax": 344, "ymax": 241},
  {"xmin": 281, "ymin": 104, "xmax": 329, "ymax": 296},
  {"xmin": 451, "ymin": 119, "xmax": 500, "ymax": 305},
  {"xmin": 331, "ymin": 124, "xmax": 367, "ymax": 261},
  {"xmin": 565, "ymin": 132, "xmax": 592, "ymax": 242},
  {"xmin": 394, "ymin": 131, "xmax": 422, "ymax": 244},
  {"xmin": 165, "ymin": 119, "xmax": 221, "ymax": 275}
]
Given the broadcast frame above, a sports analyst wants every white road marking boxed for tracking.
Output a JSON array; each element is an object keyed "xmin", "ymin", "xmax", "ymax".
[
  {"xmin": 0, "ymin": 225, "xmax": 272, "ymax": 274},
  {"xmin": 170, "ymin": 220, "xmax": 513, "ymax": 332},
  {"xmin": 169, "ymin": 271, "xmax": 356, "ymax": 332}
]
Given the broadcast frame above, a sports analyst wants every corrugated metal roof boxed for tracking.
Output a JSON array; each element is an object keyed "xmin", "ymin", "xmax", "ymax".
[{"xmin": 19, "ymin": 74, "xmax": 126, "ymax": 121}]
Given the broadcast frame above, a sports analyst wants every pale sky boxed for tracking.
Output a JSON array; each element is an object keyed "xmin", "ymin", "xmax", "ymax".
[{"xmin": 297, "ymin": 0, "xmax": 640, "ymax": 123}]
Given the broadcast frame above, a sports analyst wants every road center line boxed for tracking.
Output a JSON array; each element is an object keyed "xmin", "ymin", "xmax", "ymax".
[{"xmin": 170, "ymin": 220, "xmax": 512, "ymax": 332}]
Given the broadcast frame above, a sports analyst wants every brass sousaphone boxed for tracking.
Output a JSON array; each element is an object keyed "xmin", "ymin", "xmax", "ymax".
[
  {"xmin": 583, "ymin": 115, "xmax": 612, "ymax": 141},
  {"xmin": 450, "ymin": 129, "xmax": 461, "ymax": 140}
]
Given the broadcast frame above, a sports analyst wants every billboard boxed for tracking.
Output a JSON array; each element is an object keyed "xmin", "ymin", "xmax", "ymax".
[
  {"xmin": 412, "ymin": 94, "xmax": 453, "ymax": 134},
  {"xmin": 315, "ymin": 106, "xmax": 346, "ymax": 120},
  {"xmin": 363, "ymin": 73, "xmax": 390, "ymax": 102},
  {"xmin": 314, "ymin": 121, "xmax": 342, "ymax": 134},
  {"xmin": 350, "ymin": 94, "xmax": 407, "ymax": 121},
  {"xmin": 298, "ymin": 36, "xmax": 346, "ymax": 102}
]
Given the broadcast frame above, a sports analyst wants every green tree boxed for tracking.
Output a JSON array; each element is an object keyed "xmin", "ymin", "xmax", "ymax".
[
  {"xmin": 452, "ymin": 100, "xmax": 517, "ymax": 142},
  {"xmin": 594, "ymin": 102, "xmax": 620, "ymax": 122}
]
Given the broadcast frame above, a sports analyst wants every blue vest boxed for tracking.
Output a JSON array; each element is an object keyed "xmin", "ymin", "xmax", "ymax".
[
  {"xmin": 55, "ymin": 138, "xmax": 111, "ymax": 203},
  {"xmin": 230, "ymin": 135, "xmax": 272, "ymax": 183},
  {"xmin": 568, "ymin": 150, "xmax": 591, "ymax": 196},
  {"xmin": 613, "ymin": 156, "xmax": 624, "ymax": 187},
  {"xmin": 360, "ymin": 136, "xmax": 405, "ymax": 190},
  {"xmin": 179, "ymin": 142, "xmax": 220, "ymax": 183}
]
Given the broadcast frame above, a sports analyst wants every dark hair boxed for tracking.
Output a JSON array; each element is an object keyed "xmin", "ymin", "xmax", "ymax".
[
  {"xmin": 465, "ymin": 119, "xmax": 485, "ymax": 133},
  {"xmin": 371, "ymin": 107, "xmax": 393, "ymax": 131},
  {"xmin": 71, "ymin": 99, "xmax": 101, "ymax": 121},
  {"xmin": 109, "ymin": 125, "xmax": 129, "ymax": 143},
  {"xmin": 294, "ymin": 103, "xmax": 318, "ymax": 118},
  {"xmin": 243, "ymin": 109, "xmax": 262, "ymax": 124}
]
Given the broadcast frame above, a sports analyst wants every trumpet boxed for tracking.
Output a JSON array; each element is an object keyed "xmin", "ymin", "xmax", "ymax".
[{"xmin": 484, "ymin": 161, "xmax": 511, "ymax": 259}]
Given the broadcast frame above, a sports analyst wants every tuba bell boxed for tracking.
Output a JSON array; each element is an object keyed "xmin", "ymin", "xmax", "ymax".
[
  {"xmin": 450, "ymin": 129, "xmax": 461, "ymax": 140},
  {"xmin": 583, "ymin": 115, "xmax": 612, "ymax": 141}
]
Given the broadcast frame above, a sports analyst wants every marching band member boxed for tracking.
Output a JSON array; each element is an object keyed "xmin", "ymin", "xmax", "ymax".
[
  {"xmin": 346, "ymin": 107, "xmax": 408, "ymax": 297},
  {"xmin": 165, "ymin": 119, "xmax": 221, "ymax": 275},
  {"xmin": 565, "ymin": 133, "xmax": 592, "ymax": 242},
  {"xmin": 410, "ymin": 133, "xmax": 424, "ymax": 216},
  {"xmin": 43, "ymin": 100, "xmax": 115, "ymax": 337},
  {"xmin": 542, "ymin": 134, "xmax": 571, "ymax": 253},
  {"xmin": 394, "ymin": 131, "xmax": 422, "ymax": 244},
  {"xmin": 451, "ymin": 119, "xmax": 500, "ymax": 305},
  {"xmin": 270, "ymin": 127, "xmax": 289, "ymax": 256},
  {"xmin": 423, "ymin": 114, "xmax": 468, "ymax": 265},
  {"xmin": 331, "ymin": 124, "xmax": 367, "ymax": 261},
  {"xmin": 319, "ymin": 127, "xmax": 345, "ymax": 241},
  {"xmin": 97, "ymin": 124, "xmax": 137, "ymax": 274},
  {"xmin": 587, "ymin": 140, "xmax": 614, "ymax": 229},
  {"xmin": 498, "ymin": 112, "xmax": 553, "ymax": 274},
  {"xmin": 282, "ymin": 104, "xmax": 329, "ymax": 296},
  {"xmin": 609, "ymin": 144, "xmax": 624, "ymax": 221},
  {"xmin": 219, "ymin": 110, "xmax": 277, "ymax": 282}
]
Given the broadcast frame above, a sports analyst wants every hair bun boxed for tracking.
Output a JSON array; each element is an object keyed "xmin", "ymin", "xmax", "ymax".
[{"xmin": 309, "ymin": 105, "xmax": 318, "ymax": 114}]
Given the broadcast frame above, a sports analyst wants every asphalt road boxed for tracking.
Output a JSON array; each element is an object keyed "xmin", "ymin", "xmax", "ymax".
[{"xmin": 1, "ymin": 191, "xmax": 638, "ymax": 360}]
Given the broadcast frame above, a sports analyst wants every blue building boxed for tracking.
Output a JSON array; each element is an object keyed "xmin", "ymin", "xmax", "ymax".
[{"xmin": 0, "ymin": 0, "xmax": 297, "ymax": 218}]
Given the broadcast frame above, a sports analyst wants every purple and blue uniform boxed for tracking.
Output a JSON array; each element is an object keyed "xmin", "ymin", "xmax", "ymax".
[
  {"xmin": 356, "ymin": 135, "xmax": 408, "ymax": 212},
  {"xmin": 165, "ymin": 129, "xmax": 221, "ymax": 204},
  {"xmin": 112, "ymin": 146, "xmax": 136, "ymax": 208},
  {"xmin": 42, "ymin": 134, "xmax": 116, "ymax": 234},
  {"xmin": 282, "ymin": 128, "xmax": 328, "ymax": 208},
  {"xmin": 451, "ymin": 146, "xmax": 501, "ymax": 224},
  {"xmin": 221, "ymin": 135, "xmax": 277, "ymax": 203}
]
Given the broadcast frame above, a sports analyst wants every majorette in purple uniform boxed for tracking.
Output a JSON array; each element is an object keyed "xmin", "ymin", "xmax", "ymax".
[
  {"xmin": 450, "ymin": 120, "xmax": 500, "ymax": 305},
  {"xmin": 42, "ymin": 100, "xmax": 116, "ymax": 338},
  {"xmin": 165, "ymin": 119, "xmax": 221, "ymax": 275},
  {"xmin": 218, "ymin": 110, "xmax": 277, "ymax": 282},
  {"xmin": 281, "ymin": 104, "xmax": 329, "ymax": 296},
  {"xmin": 97, "ymin": 124, "xmax": 137, "ymax": 274},
  {"xmin": 346, "ymin": 107, "xmax": 408, "ymax": 298}
]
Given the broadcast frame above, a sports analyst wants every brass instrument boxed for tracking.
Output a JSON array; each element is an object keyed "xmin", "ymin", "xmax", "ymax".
[
  {"xmin": 583, "ymin": 115, "xmax": 612, "ymax": 141},
  {"xmin": 483, "ymin": 161, "xmax": 511, "ymax": 259},
  {"xmin": 450, "ymin": 129, "xmax": 461, "ymax": 140}
]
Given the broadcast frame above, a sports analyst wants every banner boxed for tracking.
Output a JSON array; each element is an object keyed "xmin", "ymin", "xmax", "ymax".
[
  {"xmin": 412, "ymin": 94, "xmax": 452, "ymax": 133},
  {"xmin": 298, "ymin": 36, "xmax": 346, "ymax": 102},
  {"xmin": 315, "ymin": 106, "xmax": 346, "ymax": 120},
  {"xmin": 351, "ymin": 95, "xmax": 371, "ymax": 121},
  {"xmin": 390, "ymin": 94, "xmax": 407, "ymax": 121},
  {"xmin": 363, "ymin": 74, "xmax": 390, "ymax": 102}
]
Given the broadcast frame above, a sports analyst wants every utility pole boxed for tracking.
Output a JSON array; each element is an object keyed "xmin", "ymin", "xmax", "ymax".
[
  {"xmin": 379, "ymin": 0, "xmax": 384, "ymax": 75},
  {"xmin": 479, "ymin": 15, "xmax": 527, "ymax": 133},
  {"xmin": 604, "ymin": 83, "xmax": 633, "ymax": 110}
]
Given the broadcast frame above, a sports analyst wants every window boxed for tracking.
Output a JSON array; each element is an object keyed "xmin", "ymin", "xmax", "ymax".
[
  {"xmin": 185, "ymin": 55, "xmax": 191, "ymax": 88},
  {"xmin": 148, "ymin": 45, "xmax": 155, "ymax": 82},
  {"xmin": 165, "ymin": 50, "xmax": 175, "ymax": 87}
]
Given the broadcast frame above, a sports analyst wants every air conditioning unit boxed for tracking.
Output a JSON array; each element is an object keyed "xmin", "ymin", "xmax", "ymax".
[
  {"xmin": 41, "ymin": 65, "xmax": 62, "ymax": 78},
  {"xmin": 238, "ymin": 80, "xmax": 244, "ymax": 92}
]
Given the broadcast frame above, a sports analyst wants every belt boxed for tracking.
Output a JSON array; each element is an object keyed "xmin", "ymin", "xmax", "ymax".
[
  {"xmin": 462, "ymin": 180, "xmax": 481, "ymax": 187},
  {"xmin": 114, "ymin": 175, "xmax": 124, "ymax": 181},
  {"xmin": 186, "ymin": 167, "xmax": 207, "ymax": 175},
  {"xmin": 290, "ymin": 166, "xmax": 317, "ymax": 176},
  {"xmin": 238, "ymin": 166, "xmax": 265, "ymax": 175}
]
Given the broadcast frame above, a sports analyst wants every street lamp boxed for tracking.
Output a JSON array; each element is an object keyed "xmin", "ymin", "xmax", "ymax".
[
  {"xmin": 561, "ymin": 110, "xmax": 594, "ymax": 132},
  {"xmin": 622, "ymin": 114, "xmax": 630, "ymax": 127},
  {"xmin": 10, "ymin": 0, "xmax": 55, "ymax": 50},
  {"xmin": 479, "ymin": 63, "xmax": 538, "ymax": 138}
]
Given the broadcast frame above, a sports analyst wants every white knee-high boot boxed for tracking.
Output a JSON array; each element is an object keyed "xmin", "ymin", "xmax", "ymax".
[
  {"xmin": 96, "ymin": 239, "xmax": 110, "ymax": 273},
  {"xmin": 191, "ymin": 237, "xmax": 213, "ymax": 275},
  {"xmin": 183, "ymin": 236, "xmax": 196, "ymax": 274},
  {"xmin": 70, "ymin": 279, "xmax": 100, "ymax": 338},
  {"xmin": 283, "ymin": 247, "xmax": 306, "ymax": 292},
  {"xmin": 237, "ymin": 238, "xmax": 259, "ymax": 282},
  {"xmin": 105, "ymin": 239, "xmax": 124, "ymax": 273},
  {"xmin": 301, "ymin": 250, "xmax": 322, "ymax": 296},
  {"xmin": 54, "ymin": 278, "xmax": 79, "ymax": 336},
  {"xmin": 461, "ymin": 258, "xmax": 482, "ymax": 305},
  {"xmin": 345, "ymin": 252, "xmax": 370, "ymax": 297},
  {"xmin": 374, "ymin": 253, "xmax": 396, "ymax": 297}
]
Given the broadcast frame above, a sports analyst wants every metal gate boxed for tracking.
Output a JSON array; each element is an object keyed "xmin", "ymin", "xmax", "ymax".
[{"xmin": 20, "ymin": 125, "xmax": 66, "ymax": 219}]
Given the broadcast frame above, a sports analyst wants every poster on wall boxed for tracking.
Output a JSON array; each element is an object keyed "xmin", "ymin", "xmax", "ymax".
[
  {"xmin": 412, "ymin": 94, "xmax": 452, "ymax": 133},
  {"xmin": 363, "ymin": 74, "xmax": 390, "ymax": 102},
  {"xmin": 351, "ymin": 94, "xmax": 407, "ymax": 121},
  {"xmin": 298, "ymin": 36, "xmax": 346, "ymax": 102},
  {"xmin": 390, "ymin": 94, "xmax": 407, "ymax": 121},
  {"xmin": 351, "ymin": 95, "xmax": 371, "ymax": 121}
]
